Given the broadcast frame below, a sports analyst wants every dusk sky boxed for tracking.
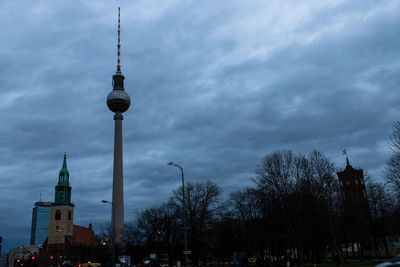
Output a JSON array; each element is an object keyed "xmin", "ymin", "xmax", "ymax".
[{"xmin": 1, "ymin": 0, "xmax": 400, "ymax": 251}]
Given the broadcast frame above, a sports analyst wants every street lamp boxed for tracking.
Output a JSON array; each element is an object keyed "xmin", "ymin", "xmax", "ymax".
[
  {"xmin": 167, "ymin": 162, "xmax": 189, "ymax": 267},
  {"xmin": 102, "ymin": 200, "xmax": 115, "ymax": 267},
  {"xmin": 56, "ymin": 227, "xmax": 62, "ymax": 267}
]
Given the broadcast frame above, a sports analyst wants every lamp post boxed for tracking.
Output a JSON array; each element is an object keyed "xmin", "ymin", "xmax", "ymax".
[
  {"xmin": 167, "ymin": 162, "xmax": 188, "ymax": 267},
  {"xmin": 102, "ymin": 200, "xmax": 115, "ymax": 267},
  {"xmin": 56, "ymin": 227, "xmax": 62, "ymax": 267}
]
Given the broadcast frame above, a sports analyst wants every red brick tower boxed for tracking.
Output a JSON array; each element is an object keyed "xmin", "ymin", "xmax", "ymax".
[{"xmin": 337, "ymin": 155, "xmax": 371, "ymax": 255}]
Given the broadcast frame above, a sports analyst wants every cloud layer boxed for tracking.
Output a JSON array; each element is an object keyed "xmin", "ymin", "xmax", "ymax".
[{"xmin": 1, "ymin": 0, "xmax": 400, "ymax": 251}]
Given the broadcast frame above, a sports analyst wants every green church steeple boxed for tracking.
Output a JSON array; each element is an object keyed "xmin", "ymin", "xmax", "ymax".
[
  {"xmin": 54, "ymin": 153, "xmax": 73, "ymax": 206},
  {"xmin": 58, "ymin": 153, "xmax": 70, "ymax": 186}
]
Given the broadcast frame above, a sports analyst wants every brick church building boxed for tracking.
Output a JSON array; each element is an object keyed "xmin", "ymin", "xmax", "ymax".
[{"xmin": 39, "ymin": 154, "xmax": 99, "ymax": 267}]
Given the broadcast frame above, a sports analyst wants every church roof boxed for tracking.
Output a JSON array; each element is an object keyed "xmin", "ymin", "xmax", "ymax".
[{"xmin": 65, "ymin": 225, "xmax": 98, "ymax": 247}]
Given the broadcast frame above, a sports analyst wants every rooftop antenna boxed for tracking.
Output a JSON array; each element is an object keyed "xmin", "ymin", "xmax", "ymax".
[
  {"xmin": 117, "ymin": 7, "xmax": 121, "ymax": 74},
  {"xmin": 40, "ymin": 192, "xmax": 42, "ymax": 202}
]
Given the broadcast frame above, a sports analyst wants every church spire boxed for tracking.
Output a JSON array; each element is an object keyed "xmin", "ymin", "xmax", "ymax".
[
  {"xmin": 54, "ymin": 153, "xmax": 73, "ymax": 206},
  {"xmin": 62, "ymin": 152, "xmax": 67, "ymax": 168},
  {"xmin": 58, "ymin": 152, "xmax": 69, "ymax": 185}
]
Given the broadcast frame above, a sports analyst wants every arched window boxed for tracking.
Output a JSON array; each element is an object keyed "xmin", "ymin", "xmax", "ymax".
[
  {"xmin": 68, "ymin": 211, "xmax": 72, "ymax": 221},
  {"xmin": 55, "ymin": 210, "xmax": 61, "ymax": 220}
]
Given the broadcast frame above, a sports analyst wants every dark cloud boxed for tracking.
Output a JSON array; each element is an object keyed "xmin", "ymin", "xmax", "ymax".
[{"xmin": 1, "ymin": 0, "xmax": 400, "ymax": 251}]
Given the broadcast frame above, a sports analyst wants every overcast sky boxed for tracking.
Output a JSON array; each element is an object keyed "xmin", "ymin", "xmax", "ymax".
[{"xmin": 1, "ymin": 0, "xmax": 400, "ymax": 251}]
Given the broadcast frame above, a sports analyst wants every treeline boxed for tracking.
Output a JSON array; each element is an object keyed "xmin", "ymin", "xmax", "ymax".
[{"xmin": 100, "ymin": 122, "xmax": 400, "ymax": 265}]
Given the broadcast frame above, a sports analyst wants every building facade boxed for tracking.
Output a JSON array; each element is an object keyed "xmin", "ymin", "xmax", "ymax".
[
  {"xmin": 39, "ymin": 154, "xmax": 99, "ymax": 266},
  {"xmin": 30, "ymin": 202, "xmax": 52, "ymax": 246},
  {"xmin": 48, "ymin": 153, "xmax": 74, "ymax": 246},
  {"xmin": 337, "ymin": 158, "xmax": 370, "ymax": 223},
  {"xmin": 337, "ymin": 157, "xmax": 372, "ymax": 252},
  {"xmin": 7, "ymin": 245, "xmax": 39, "ymax": 267}
]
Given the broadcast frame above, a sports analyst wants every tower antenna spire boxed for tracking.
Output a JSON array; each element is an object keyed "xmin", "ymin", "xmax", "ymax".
[{"xmin": 117, "ymin": 7, "xmax": 121, "ymax": 74}]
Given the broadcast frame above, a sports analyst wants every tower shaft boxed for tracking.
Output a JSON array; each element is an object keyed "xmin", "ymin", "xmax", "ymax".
[
  {"xmin": 107, "ymin": 7, "xmax": 131, "ymax": 248},
  {"xmin": 112, "ymin": 112, "xmax": 124, "ymax": 244}
]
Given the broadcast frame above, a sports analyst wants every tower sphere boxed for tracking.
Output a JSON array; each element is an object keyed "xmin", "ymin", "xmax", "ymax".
[{"xmin": 107, "ymin": 89, "xmax": 130, "ymax": 113}]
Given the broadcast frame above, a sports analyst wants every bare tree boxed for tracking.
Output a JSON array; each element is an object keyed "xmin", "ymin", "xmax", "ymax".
[
  {"xmin": 229, "ymin": 187, "xmax": 263, "ymax": 223},
  {"xmin": 98, "ymin": 222, "xmax": 111, "ymax": 242},
  {"xmin": 366, "ymin": 182, "xmax": 392, "ymax": 257},
  {"xmin": 228, "ymin": 188, "xmax": 264, "ymax": 253},
  {"xmin": 173, "ymin": 180, "xmax": 222, "ymax": 264},
  {"xmin": 253, "ymin": 150, "xmax": 340, "ymax": 263},
  {"xmin": 385, "ymin": 121, "xmax": 400, "ymax": 195},
  {"xmin": 136, "ymin": 202, "xmax": 179, "ymax": 245},
  {"xmin": 253, "ymin": 150, "xmax": 296, "ymax": 198},
  {"xmin": 125, "ymin": 222, "xmax": 144, "ymax": 245}
]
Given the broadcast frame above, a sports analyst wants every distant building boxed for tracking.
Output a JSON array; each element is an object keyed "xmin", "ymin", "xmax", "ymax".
[
  {"xmin": 30, "ymin": 201, "xmax": 52, "ymax": 245},
  {"xmin": 337, "ymin": 156, "xmax": 372, "ymax": 251},
  {"xmin": 39, "ymin": 154, "xmax": 99, "ymax": 266},
  {"xmin": 337, "ymin": 158, "xmax": 369, "ymax": 217},
  {"xmin": 7, "ymin": 245, "xmax": 39, "ymax": 267},
  {"xmin": 47, "ymin": 153, "xmax": 74, "ymax": 247},
  {"xmin": 0, "ymin": 253, "xmax": 7, "ymax": 267}
]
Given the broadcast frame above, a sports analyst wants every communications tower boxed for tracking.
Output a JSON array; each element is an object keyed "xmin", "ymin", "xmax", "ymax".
[{"xmin": 106, "ymin": 7, "xmax": 131, "ymax": 245}]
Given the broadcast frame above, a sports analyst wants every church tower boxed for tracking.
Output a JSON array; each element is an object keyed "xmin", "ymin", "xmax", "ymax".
[
  {"xmin": 337, "ymin": 156, "xmax": 369, "ymax": 218},
  {"xmin": 337, "ymin": 154, "xmax": 371, "ymax": 252},
  {"xmin": 48, "ymin": 154, "xmax": 74, "ymax": 245}
]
